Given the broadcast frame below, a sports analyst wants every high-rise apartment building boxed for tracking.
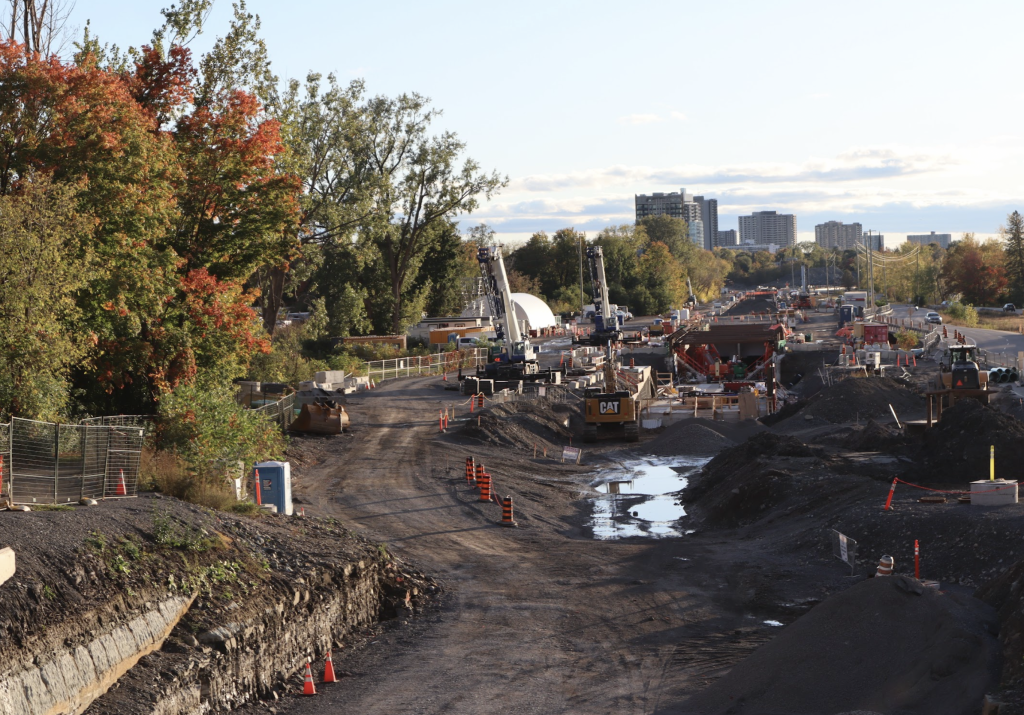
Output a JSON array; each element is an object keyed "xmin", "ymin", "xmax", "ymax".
[
  {"xmin": 737, "ymin": 210, "xmax": 797, "ymax": 247},
  {"xmin": 694, "ymin": 196, "xmax": 718, "ymax": 250},
  {"xmin": 635, "ymin": 188, "xmax": 709, "ymax": 248},
  {"xmin": 717, "ymin": 229, "xmax": 738, "ymax": 247},
  {"xmin": 906, "ymin": 231, "xmax": 953, "ymax": 249},
  {"xmin": 815, "ymin": 221, "xmax": 863, "ymax": 250},
  {"xmin": 635, "ymin": 188, "xmax": 692, "ymax": 221}
]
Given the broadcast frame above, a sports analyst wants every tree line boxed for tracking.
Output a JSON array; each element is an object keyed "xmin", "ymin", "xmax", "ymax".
[{"xmin": 0, "ymin": 0, "xmax": 502, "ymax": 421}]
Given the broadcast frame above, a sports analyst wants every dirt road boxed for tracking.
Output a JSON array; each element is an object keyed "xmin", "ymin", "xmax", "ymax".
[{"xmin": 277, "ymin": 376, "xmax": 784, "ymax": 714}]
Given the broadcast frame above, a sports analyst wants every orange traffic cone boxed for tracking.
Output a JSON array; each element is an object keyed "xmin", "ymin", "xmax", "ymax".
[
  {"xmin": 443, "ymin": 371, "xmax": 448, "ymax": 382},
  {"xmin": 302, "ymin": 662, "xmax": 316, "ymax": 695},
  {"xmin": 323, "ymin": 652, "xmax": 337, "ymax": 683},
  {"xmin": 116, "ymin": 469, "xmax": 127, "ymax": 496}
]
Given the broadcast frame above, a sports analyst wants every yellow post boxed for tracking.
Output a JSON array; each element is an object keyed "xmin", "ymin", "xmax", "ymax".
[{"xmin": 991, "ymin": 445, "xmax": 995, "ymax": 481}]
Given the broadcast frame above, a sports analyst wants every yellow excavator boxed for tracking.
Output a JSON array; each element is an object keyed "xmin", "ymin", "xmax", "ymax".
[{"xmin": 582, "ymin": 350, "xmax": 655, "ymax": 443}]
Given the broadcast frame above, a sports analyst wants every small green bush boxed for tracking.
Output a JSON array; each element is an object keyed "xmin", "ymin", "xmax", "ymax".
[{"xmin": 945, "ymin": 302, "xmax": 979, "ymax": 327}]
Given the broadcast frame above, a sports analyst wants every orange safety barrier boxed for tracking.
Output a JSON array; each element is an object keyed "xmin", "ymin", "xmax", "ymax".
[
  {"xmin": 501, "ymin": 495, "xmax": 517, "ymax": 527},
  {"xmin": 474, "ymin": 462, "xmax": 484, "ymax": 485},
  {"xmin": 876, "ymin": 555, "xmax": 894, "ymax": 576},
  {"xmin": 914, "ymin": 540, "xmax": 920, "ymax": 579},
  {"xmin": 478, "ymin": 472, "xmax": 492, "ymax": 502},
  {"xmin": 116, "ymin": 468, "xmax": 128, "ymax": 496},
  {"xmin": 466, "ymin": 457, "xmax": 475, "ymax": 485}
]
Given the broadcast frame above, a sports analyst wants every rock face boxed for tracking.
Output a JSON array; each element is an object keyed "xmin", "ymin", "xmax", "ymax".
[
  {"xmin": 0, "ymin": 595, "xmax": 194, "ymax": 715},
  {"xmin": 0, "ymin": 499, "xmax": 430, "ymax": 715}
]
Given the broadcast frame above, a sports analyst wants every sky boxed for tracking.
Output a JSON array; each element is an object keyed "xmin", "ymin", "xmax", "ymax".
[{"xmin": 66, "ymin": 0, "xmax": 1024, "ymax": 249}]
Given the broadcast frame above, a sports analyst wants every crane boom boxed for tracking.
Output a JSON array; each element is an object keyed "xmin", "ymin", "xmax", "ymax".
[
  {"xmin": 585, "ymin": 245, "xmax": 623, "ymax": 343},
  {"xmin": 477, "ymin": 245, "xmax": 536, "ymax": 366}
]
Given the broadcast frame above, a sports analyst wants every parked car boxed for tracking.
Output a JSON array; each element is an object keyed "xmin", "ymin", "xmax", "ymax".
[
  {"xmin": 926, "ymin": 311, "xmax": 942, "ymax": 324},
  {"xmin": 1004, "ymin": 303, "xmax": 1017, "ymax": 314}
]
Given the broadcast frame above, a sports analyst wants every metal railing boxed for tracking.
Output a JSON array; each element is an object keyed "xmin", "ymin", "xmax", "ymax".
[
  {"xmin": 485, "ymin": 383, "xmax": 577, "ymax": 406},
  {"xmin": 251, "ymin": 393, "xmax": 296, "ymax": 431},
  {"xmin": 364, "ymin": 348, "xmax": 488, "ymax": 382},
  {"xmin": 0, "ymin": 418, "xmax": 145, "ymax": 505}
]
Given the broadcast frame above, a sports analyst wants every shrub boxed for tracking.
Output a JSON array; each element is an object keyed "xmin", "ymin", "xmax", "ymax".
[
  {"xmin": 156, "ymin": 383, "xmax": 286, "ymax": 503},
  {"xmin": 894, "ymin": 329, "xmax": 919, "ymax": 351},
  {"xmin": 945, "ymin": 301, "xmax": 979, "ymax": 327}
]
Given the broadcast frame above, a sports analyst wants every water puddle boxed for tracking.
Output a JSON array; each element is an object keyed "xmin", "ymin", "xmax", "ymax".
[{"xmin": 587, "ymin": 457, "xmax": 709, "ymax": 540}]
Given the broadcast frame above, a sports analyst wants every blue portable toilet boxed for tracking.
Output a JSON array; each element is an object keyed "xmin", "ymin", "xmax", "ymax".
[{"xmin": 253, "ymin": 461, "xmax": 293, "ymax": 516}]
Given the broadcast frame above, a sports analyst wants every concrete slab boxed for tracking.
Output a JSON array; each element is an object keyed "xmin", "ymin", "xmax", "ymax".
[
  {"xmin": 0, "ymin": 546, "xmax": 14, "ymax": 587},
  {"xmin": 971, "ymin": 479, "xmax": 1019, "ymax": 506}
]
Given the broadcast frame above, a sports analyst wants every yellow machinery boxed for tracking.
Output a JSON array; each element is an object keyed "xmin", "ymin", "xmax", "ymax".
[
  {"xmin": 291, "ymin": 400, "xmax": 350, "ymax": 435},
  {"xmin": 582, "ymin": 363, "xmax": 654, "ymax": 443}
]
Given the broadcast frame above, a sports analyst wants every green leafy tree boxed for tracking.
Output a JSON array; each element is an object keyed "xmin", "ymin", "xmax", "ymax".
[
  {"xmin": 638, "ymin": 215, "xmax": 692, "ymax": 258},
  {"xmin": 0, "ymin": 177, "xmax": 94, "ymax": 420}
]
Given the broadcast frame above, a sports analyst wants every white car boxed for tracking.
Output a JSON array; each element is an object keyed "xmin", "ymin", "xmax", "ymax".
[{"xmin": 926, "ymin": 312, "xmax": 942, "ymax": 324}]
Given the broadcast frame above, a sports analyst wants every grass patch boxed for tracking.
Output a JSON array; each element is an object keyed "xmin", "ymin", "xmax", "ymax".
[
  {"xmin": 153, "ymin": 511, "xmax": 220, "ymax": 553},
  {"xmin": 229, "ymin": 501, "xmax": 263, "ymax": 516},
  {"xmin": 32, "ymin": 504, "xmax": 74, "ymax": 512}
]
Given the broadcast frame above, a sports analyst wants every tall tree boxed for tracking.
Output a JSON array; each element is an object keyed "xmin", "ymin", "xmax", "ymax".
[
  {"xmin": 1003, "ymin": 211, "xmax": 1024, "ymax": 303},
  {"xmin": 638, "ymin": 214, "xmax": 692, "ymax": 258},
  {"xmin": 356, "ymin": 93, "xmax": 505, "ymax": 333},
  {"xmin": 1, "ymin": 0, "xmax": 74, "ymax": 55}
]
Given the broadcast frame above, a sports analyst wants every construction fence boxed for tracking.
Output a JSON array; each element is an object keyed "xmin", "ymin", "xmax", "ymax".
[
  {"xmin": 251, "ymin": 393, "xmax": 296, "ymax": 431},
  {"xmin": 364, "ymin": 348, "xmax": 488, "ymax": 383},
  {"xmin": 0, "ymin": 418, "xmax": 146, "ymax": 506}
]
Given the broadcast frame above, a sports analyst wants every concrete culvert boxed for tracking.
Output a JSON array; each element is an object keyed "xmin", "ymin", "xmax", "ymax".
[{"xmin": 679, "ymin": 576, "xmax": 1000, "ymax": 715}]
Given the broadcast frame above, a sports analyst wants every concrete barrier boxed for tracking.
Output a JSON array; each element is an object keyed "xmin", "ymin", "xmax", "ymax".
[{"xmin": 0, "ymin": 547, "xmax": 13, "ymax": 587}]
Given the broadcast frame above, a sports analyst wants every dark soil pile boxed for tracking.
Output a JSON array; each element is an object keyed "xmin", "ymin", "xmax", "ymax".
[
  {"xmin": 783, "ymin": 376, "xmax": 925, "ymax": 425},
  {"xmin": 907, "ymin": 399, "xmax": 1024, "ymax": 484},
  {"xmin": 978, "ymin": 559, "xmax": 1024, "ymax": 710},
  {"xmin": 685, "ymin": 433, "xmax": 818, "ymax": 527},
  {"xmin": 643, "ymin": 420, "xmax": 736, "ymax": 457},
  {"xmin": 680, "ymin": 576, "xmax": 1000, "ymax": 715},
  {"xmin": 779, "ymin": 350, "xmax": 840, "ymax": 399},
  {"xmin": 452, "ymin": 400, "xmax": 580, "ymax": 450},
  {"xmin": 841, "ymin": 419, "xmax": 907, "ymax": 452}
]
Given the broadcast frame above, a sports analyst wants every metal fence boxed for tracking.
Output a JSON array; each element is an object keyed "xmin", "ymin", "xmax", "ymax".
[
  {"xmin": 251, "ymin": 393, "xmax": 296, "ymax": 431},
  {"xmin": 485, "ymin": 383, "xmax": 578, "ymax": 406},
  {"xmin": 0, "ymin": 418, "xmax": 145, "ymax": 505},
  {"xmin": 364, "ymin": 348, "xmax": 488, "ymax": 382}
]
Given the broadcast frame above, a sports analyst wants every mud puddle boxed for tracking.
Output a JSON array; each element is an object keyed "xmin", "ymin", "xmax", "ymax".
[{"xmin": 587, "ymin": 456, "xmax": 709, "ymax": 539}]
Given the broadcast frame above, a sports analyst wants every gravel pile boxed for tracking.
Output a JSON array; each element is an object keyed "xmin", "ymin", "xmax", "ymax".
[
  {"xmin": 841, "ymin": 419, "xmax": 906, "ymax": 452},
  {"xmin": 779, "ymin": 376, "xmax": 925, "ymax": 426},
  {"xmin": 452, "ymin": 400, "xmax": 579, "ymax": 450},
  {"xmin": 680, "ymin": 576, "xmax": 1000, "ymax": 715}
]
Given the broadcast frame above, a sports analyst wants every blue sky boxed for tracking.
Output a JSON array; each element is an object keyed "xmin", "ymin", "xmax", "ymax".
[{"xmin": 68, "ymin": 0, "xmax": 1024, "ymax": 248}]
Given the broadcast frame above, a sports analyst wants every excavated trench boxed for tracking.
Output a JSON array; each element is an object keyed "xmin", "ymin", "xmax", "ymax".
[{"xmin": 0, "ymin": 498, "xmax": 432, "ymax": 715}]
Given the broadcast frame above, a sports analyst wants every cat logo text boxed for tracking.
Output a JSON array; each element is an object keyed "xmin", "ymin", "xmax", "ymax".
[{"xmin": 599, "ymin": 401, "xmax": 620, "ymax": 415}]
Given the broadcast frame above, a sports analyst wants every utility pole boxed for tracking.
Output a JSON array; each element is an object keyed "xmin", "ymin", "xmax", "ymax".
[{"xmin": 578, "ymin": 231, "xmax": 585, "ymax": 316}]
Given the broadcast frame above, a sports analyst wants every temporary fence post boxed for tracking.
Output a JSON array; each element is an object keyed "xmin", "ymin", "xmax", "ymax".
[
  {"xmin": 914, "ymin": 540, "xmax": 920, "ymax": 579},
  {"xmin": 53, "ymin": 423, "xmax": 60, "ymax": 504},
  {"xmin": 101, "ymin": 426, "xmax": 111, "ymax": 499},
  {"xmin": 81, "ymin": 426, "xmax": 89, "ymax": 501}
]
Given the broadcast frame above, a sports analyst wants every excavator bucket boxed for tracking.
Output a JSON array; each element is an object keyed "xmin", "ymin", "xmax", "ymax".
[{"xmin": 291, "ymin": 401, "xmax": 350, "ymax": 435}]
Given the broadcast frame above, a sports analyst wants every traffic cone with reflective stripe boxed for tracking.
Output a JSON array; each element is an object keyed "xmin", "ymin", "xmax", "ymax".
[
  {"xmin": 323, "ymin": 652, "xmax": 337, "ymax": 683},
  {"xmin": 302, "ymin": 662, "xmax": 316, "ymax": 695},
  {"xmin": 116, "ymin": 469, "xmax": 127, "ymax": 496}
]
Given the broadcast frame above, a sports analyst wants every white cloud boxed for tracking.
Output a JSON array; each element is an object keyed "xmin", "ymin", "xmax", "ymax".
[
  {"xmin": 670, "ymin": 111, "xmax": 688, "ymax": 121},
  {"xmin": 616, "ymin": 113, "xmax": 664, "ymax": 125}
]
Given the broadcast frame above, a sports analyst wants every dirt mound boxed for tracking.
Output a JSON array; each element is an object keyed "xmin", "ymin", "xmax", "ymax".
[
  {"xmin": 978, "ymin": 558, "xmax": 1024, "ymax": 708},
  {"xmin": 452, "ymin": 400, "xmax": 579, "ymax": 450},
  {"xmin": 643, "ymin": 420, "xmax": 736, "ymax": 457},
  {"xmin": 841, "ymin": 419, "xmax": 905, "ymax": 452},
  {"xmin": 685, "ymin": 433, "xmax": 818, "ymax": 527},
  {"xmin": 779, "ymin": 350, "xmax": 840, "ymax": 399},
  {"xmin": 783, "ymin": 376, "xmax": 924, "ymax": 425},
  {"xmin": 908, "ymin": 398, "xmax": 1024, "ymax": 484},
  {"xmin": 680, "ymin": 576, "xmax": 1000, "ymax": 715}
]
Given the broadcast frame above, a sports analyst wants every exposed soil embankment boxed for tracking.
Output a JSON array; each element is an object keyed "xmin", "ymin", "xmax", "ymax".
[
  {"xmin": 766, "ymin": 375, "xmax": 924, "ymax": 428},
  {"xmin": 0, "ymin": 498, "xmax": 435, "ymax": 715},
  {"xmin": 681, "ymin": 576, "xmax": 1000, "ymax": 715}
]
